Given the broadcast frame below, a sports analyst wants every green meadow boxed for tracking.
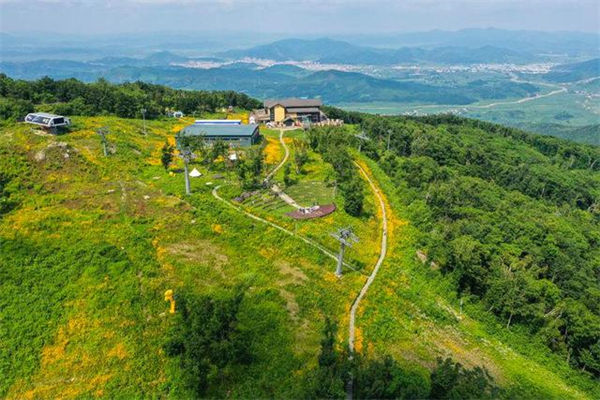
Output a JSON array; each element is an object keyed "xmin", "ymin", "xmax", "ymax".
[{"xmin": 1, "ymin": 115, "xmax": 598, "ymax": 398}]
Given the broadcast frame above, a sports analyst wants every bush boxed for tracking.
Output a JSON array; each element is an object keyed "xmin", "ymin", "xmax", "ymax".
[
  {"xmin": 430, "ymin": 357, "xmax": 501, "ymax": 399},
  {"xmin": 163, "ymin": 287, "xmax": 252, "ymax": 396},
  {"xmin": 0, "ymin": 97, "xmax": 33, "ymax": 121}
]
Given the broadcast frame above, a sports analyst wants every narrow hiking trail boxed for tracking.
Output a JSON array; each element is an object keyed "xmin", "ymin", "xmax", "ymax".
[
  {"xmin": 248, "ymin": 128, "xmax": 391, "ymax": 352},
  {"xmin": 349, "ymin": 161, "xmax": 389, "ymax": 353},
  {"xmin": 265, "ymin": 129, "xmax": 289, "ymax": 182},
  {"xmin": 217, "ymin": 130, "xmax": 390, "ymax": 396},
  {"xmin": 265, "ymin": 129, "xmax": 301, "ymax": 208},
  {"xmin": 346, "ymin": 161, "xmax": 390, "ymax": 400}
]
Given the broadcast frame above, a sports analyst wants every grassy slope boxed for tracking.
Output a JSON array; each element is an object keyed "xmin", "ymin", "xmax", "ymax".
[
  {"xmin": 0, "ymin": 117, "xmax": 597, "ymax": 398},
  {"xmin": 354, "ymin": 154, "xmax": 599, "ymax": 398},
  {"xmin": 0, "ymin": 118, "xmax": 359, "ymax": 398}
]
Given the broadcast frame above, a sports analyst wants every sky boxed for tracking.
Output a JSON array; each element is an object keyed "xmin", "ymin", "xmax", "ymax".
[{"xmin": 0, "ymin": 0, "xmax": 598, "ymax": 35}]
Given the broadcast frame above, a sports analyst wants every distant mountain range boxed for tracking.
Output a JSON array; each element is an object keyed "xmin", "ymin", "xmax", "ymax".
[
  {"xmin": 1, "ymin": 29, "xmax": 598, "ymax": 143},
  {"xmin": 340, "ymin": 28, "xmax": 599, "ymax": 56},
  {"xmin": 0, "ymin": 58, "xmax": 540, "ymax": 105},
  {"xmin": 2, "ymin": 28, "xmax": 596, "ymax": 62},
  {"xmin": 219, "ymin": 38, "xmax": 533, "ymax": 65}
]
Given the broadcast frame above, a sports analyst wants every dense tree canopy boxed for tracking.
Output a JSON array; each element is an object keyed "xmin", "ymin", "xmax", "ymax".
[
  {"xmin": 163, "ymin": 288, "xmax": 252, "ymax": 396},
  {"xmin": 0, "ymin": 74, "xmax": 261, "ymax": 121},
  {"xmin": 354, "ymin": 113, "xmax": 600, "ymax": 377},
  {"xmin": 306, "ymin": 108, "xmax": 600, "ymax": 378},
  {"xmin": 308, "ymin": 127, "xmax": 365, "ymax": 216}
]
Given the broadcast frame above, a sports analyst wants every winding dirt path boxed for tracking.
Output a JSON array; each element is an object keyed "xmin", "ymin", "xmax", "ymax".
[
  {"xmin": 348, "ymin": 162, "xmax": 389, "ymax": 354},
  {"xmin": 265, "ymin": 129, "xmax": 289, "ymax": 182},
  {"xmin": 346, "ymin": 161, "xmax": 389, "ymax": 400},
  {"xmin": 264, "ymin": 129, "xmax": 301, "ymax": 208}
]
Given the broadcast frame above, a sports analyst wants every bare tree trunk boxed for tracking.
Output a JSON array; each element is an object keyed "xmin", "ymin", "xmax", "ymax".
[{"xmin": 506, "ymin": 312, "xmax": 513, "ymax": 329}]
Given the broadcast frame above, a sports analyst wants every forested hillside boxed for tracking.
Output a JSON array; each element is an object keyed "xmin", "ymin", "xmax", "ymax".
[
  {"xmin": 544, "ymin": 58, "xmax": 600, "ymax": 83},
  {"xmin": 324, "ymin": 110, "xmax": 600, "ymax": 377},
  {"xmin": 0, "ymin": 74, "xmax": 261, "ymax": 121},
  {"xmin": 0, "ymin": 77, "xmax": 599, "ymax": 398},
  {"xmin": 0, "ymin": 64, "xmax": 541, "ymax": 106}
]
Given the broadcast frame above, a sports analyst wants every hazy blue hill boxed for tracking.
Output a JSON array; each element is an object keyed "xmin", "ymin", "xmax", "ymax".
[
  {"xmin": 217, "ymin": 62, "xmax": 260, "ymax": 70},
  {"xmin": 94, "ymin": 53, "xmax": 227, "ymax": 67},
  {"xmin": 464, "ymin": 78, "xmax": 538, "ymax": 99},
  {"xmin": 220, "ymin": 38, "xmax": 536, "ymax": 65},
  {"xmin": 427, "ymin": 45, "xmax": 531, "ymax": 64},
  {"xmin": 220, "ymin": 38, "xmax": 407, "ymax": 65},
  {"xmin": 143, "ymin": 50, "xmax": 189, "ymax": 65},
  {"xmin": 92, "ymin": 56, "xmax": 148, "ymax": 67},
  {"xmin": 0, "ymin": 60, "xmax": 543, "ymax": 105},
  {"xmin": 102, "ymin": 65, "xmax": 294, "ymax": 93},
  {"xmin": 292, "ymin": 70, "xmax": 472, "ymax": 103},
  {"xmin": 259, "ymin": 64, "xmax": 311, "ymax": 77},
  {"xmin": 0, "ymin": 32, "xmax": 13, "ymax": 42},
  {"xmin": 345, "ymin": 28, "xmax": 600, "ymax": 56},
  {"xmin": 317, "ymin": 47, "xmax": 414, "ymax": 65},
  {"xmin": 544, "ymin": 58, "xmax": 600, "ymax": 82},
  {"xmin": 517, "ymin": 122, "xmax": 600, "ymax": 145},
  {"xmin": 0, "ymin": 60, "xmax": 102, "ymax": 80},
  {"xmin": 219, "ymin": 37, "xmax": 362, "ymax": 61}
]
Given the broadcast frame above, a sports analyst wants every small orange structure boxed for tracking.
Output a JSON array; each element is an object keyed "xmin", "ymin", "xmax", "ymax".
[{"xmin": 164, "ymin": 289, "xmax": 176, "ymax": 314}]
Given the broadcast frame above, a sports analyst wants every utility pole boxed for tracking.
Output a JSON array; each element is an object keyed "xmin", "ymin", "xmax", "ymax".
[
  {"xmin": 331, "ymin": 227, "xmax": 358, "ymax": 277},
  {"xmin": 141, "ymin": 108, "xmax": 147, "ymax": 136},
  {"xmin": 179, "ymin": 148, "xmax": 193, "ymax": 195},
  {"xmin": 96, "ymin": 126, "xmax": 109, "ymax": 156}
]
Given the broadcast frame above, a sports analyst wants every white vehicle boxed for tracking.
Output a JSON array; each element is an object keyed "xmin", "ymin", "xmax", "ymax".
[{"xmin": 24, "ymin": 112, "xmax": 71, "ymax": 130}]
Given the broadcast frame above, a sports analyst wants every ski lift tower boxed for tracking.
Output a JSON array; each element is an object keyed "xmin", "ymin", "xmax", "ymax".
[
  {"xmin": 96, "ymin": 126, "xmax": 110, "ymax": 156},
  {"xmin": 141, "ymin": 108, "xmax": 147, "ymax": 136},
  {"xmin": 179, "ymin": 148, "xmax": 193, "ymax": 195},
  {"xmin": 330, "ymin": 227, "xmax": 359, "ymax": 277},
  {"xmin": 354, "ymin": 130, "xmax": 370, "ymax": 153}
]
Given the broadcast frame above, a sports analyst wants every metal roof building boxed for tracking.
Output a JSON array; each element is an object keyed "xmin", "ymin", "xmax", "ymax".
[
  {"xmin": 179, "ymin": 124, "xmax": 260, "ymax": 147},
  {"xmin": 263, "ymin": 99, "xmax": 323, "ymax": 108},
  {"xmin": 261, "ymin": 98, "xmax": 326, "ymax": 125}
]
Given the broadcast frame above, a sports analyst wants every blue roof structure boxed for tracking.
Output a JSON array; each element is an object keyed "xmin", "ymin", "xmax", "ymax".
[
  {"xmin": 180, "ymin": 124, "xmax": 258, "ymax": 138},
  {"xmin": 195, "ymin": 119, "xmax": 241, "ymax": 125}
]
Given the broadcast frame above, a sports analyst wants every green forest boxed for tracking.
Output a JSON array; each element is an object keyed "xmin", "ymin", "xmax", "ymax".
[
  {"xmin": 0, "ymin": 76, "xmax": 599, "ymax": 398},
  {"xmin": 316, "ymin": 111, "xmax": 600, "ymax": 377},
  {"xmin": 0, "ymin": 74, "xmax": 261, "ymax": 121}
]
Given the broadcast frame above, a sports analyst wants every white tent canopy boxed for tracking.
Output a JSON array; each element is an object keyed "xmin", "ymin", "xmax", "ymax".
[{"xmin": 189, "ymin": 168, "xmax": 202, "ymax": 177}]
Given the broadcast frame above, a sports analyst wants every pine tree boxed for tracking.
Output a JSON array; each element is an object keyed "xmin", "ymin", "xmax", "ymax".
[{"xmin": 161, "ymin": 141, "xmax": 174, "ymax": 171}]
